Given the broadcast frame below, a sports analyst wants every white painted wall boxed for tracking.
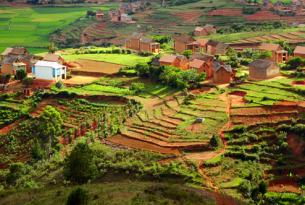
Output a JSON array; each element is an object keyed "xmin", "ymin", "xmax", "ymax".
[{"xmin": 34, "ymin": 66, "xmax": 54, "ymax": 81}]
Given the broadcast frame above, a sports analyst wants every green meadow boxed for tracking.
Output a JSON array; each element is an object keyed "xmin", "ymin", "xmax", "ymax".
[{"xmin": 0, "ymin": 5, "xmax": 115, "ymax": 53}]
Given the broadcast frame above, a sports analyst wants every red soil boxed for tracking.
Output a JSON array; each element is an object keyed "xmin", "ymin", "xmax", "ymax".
[
  {"xmin": 108, "ymin": 134, "xmax": 181, "ymax": 155},
  {"xmin": 287, "ymin": 133, "xmax": 305, "ymax": 156},
  {"xmin": 208, "ymin": 8, "xmax": 243, "ymax": 17},
  {"xmin": 292, "ymin": 80, "xmax": 305, "ymax": 85},
  {"xmin": 268, "ymin": 177, "xmax": 301, "ymax": 194},
  {"xmin": 31, "ymin": 79, "xmax": 54, "ymax": 89},
  {"xmin": 229, "ymin": 91, "xmax": 247, "ymax": 97},
  {"xmin": 0, "ymin": 120, "xmax": 20, "ymax": 135},
  {"xmin": 173, "ymin": 11, "xmax": 202, "ymax": 23},
  {"xmin": 187, "ymin": 123, "xmax": 204, "ymax": 133},
  {"xmin": 244, "ymin": 11, "xmax": 280, "ymax": 21}
]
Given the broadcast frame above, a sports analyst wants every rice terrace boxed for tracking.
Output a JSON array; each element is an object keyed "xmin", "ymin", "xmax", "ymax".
[{"xmin": 1, "ymin": 0, "xmax": 305, "ymax": 205}]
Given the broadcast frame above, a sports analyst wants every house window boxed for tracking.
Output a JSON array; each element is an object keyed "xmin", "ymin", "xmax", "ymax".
[{"xmin": 52, "ymin": 68, "xmax": 56, "ymax": 78}]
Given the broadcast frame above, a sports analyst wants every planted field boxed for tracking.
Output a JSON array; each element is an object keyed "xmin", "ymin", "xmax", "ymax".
[
  {"xmin": 63, "ymin": 53, "xmax": 152, "ymax": 66},
  {"xmin": 0, "ymin": 5, "xmax": 114, "ymax": 53},
  {"xmin": 0, "ymin": 93, "xmax": 141, "ymax": 167}
]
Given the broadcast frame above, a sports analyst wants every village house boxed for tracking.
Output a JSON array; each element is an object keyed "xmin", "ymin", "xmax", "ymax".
[
  {"xmin": 0, "ymin": 47, "xmax": 34, "ymax": 74},
  {"xmin": 205, "ymin": 40, "xmax": 229, "ymax": 56},
  {"xmin": 159, "ymin": 54, "xmax": 189, "ymax": 70},
  {"xmin": 96, "ymin": 10, "xmax": 104, "ymax": 21},
  {"xmin": 248, "ymin": 59, "xmax": 280, "ymax": 80},
  {"xmin": 109, "ymin": 10, "xmax": 135, "ymax": 23},
  {"xmin": 257, "ymin": 43, "xmax": 288, "ymax": 63},
  {"xmin": 32, "ymin": 60, "xmax": 66, "ymax": 82},
  {"xmin": 173, "ymin": 35, "xmax": 208, "ymax": 53},
  {"xmin": 126, "ymin": 33, "xmax": 160, "ymax": 53},
  {"xmin": 194, "ymin": 24, "xmax": 217, "ymax": 36},
  {"xmin": 189, "ymin": 54, "xmax": 214, "ymax": 78},
  {"xmin": 212, "ymin": 61, "xmax": 233, "ymax": 84},
  {"xmin": 43, "ymin": 53, "xmax": 65, "ymax": 64},
  {"xmin": 293, "ymin": 46, "xmax": 305, "ymax": 58}
]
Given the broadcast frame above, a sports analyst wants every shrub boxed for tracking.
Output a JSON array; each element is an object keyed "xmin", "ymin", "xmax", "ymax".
[
  {"xmin": 15, "ymin": 69, "xmax": 27, "ymax": 81},
  {"xmin": 64, "ymin": 143, "xmax": 98, "ymax": 184},
  {"xmin": 130, "ymin": 82, "xmax": 145, "ymax": 94},
  {"xmin": 22, "ymin": 77, "xmax": 34, "ymax": 88},
  {"xmin": 55, "ymin": 81, "xmax": 64, "ymax": 89},
  {"xmin": 209, "ymin": 135, "xmax": 223, "ymax": 150},
  {"xmin": 6, "ymin": 163, "xmax": 26, "ymax": 186},
  {"xmin": 66, "ymin": 188, "xmax": 89, "ymax": 205}
]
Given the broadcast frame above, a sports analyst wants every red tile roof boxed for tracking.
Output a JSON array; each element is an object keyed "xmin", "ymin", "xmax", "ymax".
[{"xmin": 294, "ymin": 46, "xmax": 305, "ymax": 55}]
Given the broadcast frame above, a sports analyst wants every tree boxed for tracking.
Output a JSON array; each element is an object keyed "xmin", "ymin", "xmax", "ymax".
[
  {"xmin": 64, "ymin": 143, "xmax": 98, "ymax": 184},
  {"xmin": 22, "ymin": 77, "xmax": 34, "ymax": 88},
  {"xmin": 15, "ymin": 69, "xmax": 27, "ymax": 81},
  {"xmin": 258, "ymin": 51, "xmax": 272, "ymax": 59},
  {"xmin": 38, "ymin": 106, "xmax": 63, "ymax": 155},
  {"xmin": 66, "ymin": 188, "xmax": 89, "ymax": 205},
  {"xmin": 209, "ymin": 135, "xmax": 223, "ymax": 150},
  {"xmin": 48, "ymin": 42, "xmax": 58, "ymax": 54},
  {"xmin": 182, "ymin": 49, "xmax": 193, "ymax": 59}
]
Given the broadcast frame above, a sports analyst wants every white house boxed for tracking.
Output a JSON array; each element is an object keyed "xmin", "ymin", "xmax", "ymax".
[{"xmin": 32, "ymin": 60, "xmax": 66, "ymax": 81}]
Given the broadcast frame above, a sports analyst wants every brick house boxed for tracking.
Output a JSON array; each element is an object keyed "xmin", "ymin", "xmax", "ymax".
[
  {"xmin": 109, "ymin": 10, "xmax": 134, "ymax": 23},
  {"xmin": 249, "ymin": 59, "xmax": 280, "ymax": 80},
  {"xmin": 96, "ymin": 10, "xmax": 104, "ymax": 21},
  {"xmin": 0, "ymin": 47, "xmax": 33, "ymax": 74},
  {"xmin": 174, "ymin": 35, "xmax": 208, "ymax": 53},
  {"xmin": 159, "ymin": 54, "xmax": 189, "ymax": 70},
  {"xmin": 194, "ymin": 24, "xmax": 217, "ymax": 36},
  {"xmin": 126, "ymin": 33, "xmax": 160, "ymax": 53},
  {"xmin": 212, "ymin": 61, "xmax": 233, "ymax": 84},
  {"xmin": 293, "ymin": 46, "xmax": 305, "ymax": 58},
  {"xmin": 258, "ymin": 43, "xmax": 288, "ymax": 63},
  {"xmin": 189, "ymin": 54, "xmax": 214, "ymax": 78},
  {"xmin": 205, "ymin": 40, "xmax": 229, "ymax": 56}
]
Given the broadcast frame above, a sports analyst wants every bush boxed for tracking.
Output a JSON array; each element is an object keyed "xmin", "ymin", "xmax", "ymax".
[
  {"xmin": 66, "ymin": 188, "xmax": 89, "ymax": 205},
  {"xmin": 15, "ymin": 69, "xmax": 27, "ymax": 81},
  {"xmin": 22, "ymin": 77, "xmax": 34, "ymax": 88},
  {"xmin": 64, "ymin": 143, "xmax": 98, "ymax": 184},
  {"xmin": 55, "ymin": 81, "xmax": 64, "ymax": 89},
  {"xmin": 130, "ymin": 82, "xmax": 145, "ymax": 94},
  {"xmin": 209, "ymin": 135, "xmax": 223, "ymax": 150}
]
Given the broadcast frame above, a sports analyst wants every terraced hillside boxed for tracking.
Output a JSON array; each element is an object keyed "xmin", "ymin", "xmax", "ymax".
[{"xmin": 108, "ymin": 90, "xmax": 229, "ymax": 156}]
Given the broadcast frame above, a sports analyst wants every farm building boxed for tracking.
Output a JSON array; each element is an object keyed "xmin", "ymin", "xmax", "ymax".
[
  {"xmin": 194, "ymin": 24, "xmax": 217, "ymax": 36},
  {"xmin": 109, "ymin": 10, "xmax": 135, "ymax": 23},
  {"xmin": 1, "ymin": 47, "xmax": 29, "ymax": 59},
  {"xmin": 125, "ymin": 33, "xmax": 160, "ymax": 53},
  {"xmin": 43, "ymin": 53, "xmax": 65, "ymax": 64},
  {"xmin": 293, "ymin": 46, "xmax": 305, "ymax": 58},
  {"xmin": 212, "ymin": 61, "xmax": 233, "ymax": 84},
  {"xmin": 159, "ymin": 54, "xmax": 188, "ymax": 70},
  {"xmin": 0, "ymin": 57, "xmax": 27, "ymax": 75},
  {"xmin": 173, "ymin": 35, "xmax": 207, "ymax": 53},
  {"xmin": 189, "ymin": 54, "xmax": 214, "ymax": 78},
  {"xmin": 32, "ymin": 61, "xmax": 66, "ymax": 82},
  {"xmin": 96, "ymin": 10, "xmax": 104, "ymax": 21},
  {"xmin": 0, "ymin": 47, "xmax": 34, "ymax": 74},
  {"xmin": 257, "ymin": 43, "xmax": 288, "ymax": 63},
  {"xmin": 248, "ymin": 59, "xmax": 280, "ymax": 80},
  {"xmin": 205, "ymin": 40, "xmax": 229, "ymax": 56}
]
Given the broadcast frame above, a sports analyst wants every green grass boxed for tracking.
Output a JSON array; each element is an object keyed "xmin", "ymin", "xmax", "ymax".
[
  {"xmin": 207, "ymin": 27, "xmax": 305, "ymax": 43},
  {"xmin": 0, "ymin": 5, "xmax": 115, "ymax": 53},
  {"xmin": 62, "ymin": 53, "xmax": 152, "ymax": 66},
  {"xmin": 54, "ymin": 84, "xmax": 132, "ymax": 96},
  {"xmin": 0, "ymin": 181, "xmax": 217, "ymax": 205},
  {"xmin": 220, "ymin": 178, "xmax": 244, "ymax": 189}
]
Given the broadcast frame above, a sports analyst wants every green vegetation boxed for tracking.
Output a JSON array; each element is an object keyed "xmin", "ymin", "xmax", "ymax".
[{"xmin": 0, "ymin": 5, "xmax": 114, "ymax": 53}]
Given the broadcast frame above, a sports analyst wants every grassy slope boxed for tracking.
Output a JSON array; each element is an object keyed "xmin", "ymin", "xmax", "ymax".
[
  {"xmin": 0, "ymin": 5, "xmax": 115, "ymax": 53},
  {"xmin": 0, "ymin": 181, "xmax": 217, "ymax": 205}
]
